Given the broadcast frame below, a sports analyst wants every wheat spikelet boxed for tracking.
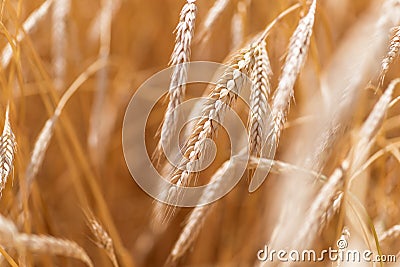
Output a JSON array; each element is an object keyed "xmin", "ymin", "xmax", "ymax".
[
  {"xmin": 155, "ymin": 0, "xmax": 197, "ymax": 161},
  {"xmin": 268, "ymin": 0, "xmax": 316, "ymax": 149},
  {"xmin": 2, "ymin": 0, "xmax": 53, "ymax": 68},
  {"xmin": 380, "ymin": 26, "xmax": 400, "ymax": 86},
  {"xmin": 52, "ymin": 0, "xmax": 70, "ymax": 91},
  {"xmin": 0, "ymin": 106, "xmax": 16, "ymax": 197},
  {"xmin": 248, "ymin": 40, "xmax": 272, "ymax": 157},
  {"xmin": 85, "ymin": 210, "xmax": 119, "ymax": 267}
]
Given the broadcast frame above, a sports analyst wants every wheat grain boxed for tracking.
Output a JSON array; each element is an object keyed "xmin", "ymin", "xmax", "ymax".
[
  {"xmin": 0, "ymin": 105, "xmax": 16, "ymax": 197},
  {"xmin": 155, "ymin": 0, "xmax": 197, "ymax": 161}
]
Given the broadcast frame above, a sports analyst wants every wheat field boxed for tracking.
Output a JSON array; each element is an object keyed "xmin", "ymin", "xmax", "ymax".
[{"xmin": 0, "ymin": 0, "xmax": 399, "ymax": 266}]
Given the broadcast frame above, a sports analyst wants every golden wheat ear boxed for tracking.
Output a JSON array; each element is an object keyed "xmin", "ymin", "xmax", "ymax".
[
  {"xmin": 0, "ymin": 214, "xmax": 93, "ymax": 267},
  {"xmin": 292, "ymin": 78, "xmax": 400, "ymax": 251},
  {"xmin": 379, "ymin": 26, "xmax": 400, "ymax": 87},
  {"xmin": 154, "ymin": 0, "xmax": 197, "ymax": 163},
  {"xmin": 84, "ymin": 209, "xmax": 119, "ymax": 267},
  {"xmin": 0, "ymin": 104, "xmax": 16, "ymax": 198}
]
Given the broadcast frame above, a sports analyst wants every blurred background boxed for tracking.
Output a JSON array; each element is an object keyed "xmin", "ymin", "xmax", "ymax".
[{"xmin": 0, "ymin": 0, "xmax": 399, "ymax": 266}]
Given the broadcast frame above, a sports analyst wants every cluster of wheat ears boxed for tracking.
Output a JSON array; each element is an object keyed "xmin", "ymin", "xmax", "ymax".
[{"xmin": 0, "ymin": 0, "xmax": 399, "ymax": 266}]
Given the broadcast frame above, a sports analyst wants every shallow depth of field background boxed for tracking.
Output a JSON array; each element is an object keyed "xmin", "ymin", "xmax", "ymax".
[{"xmin": 1, "ymin": 0, "xmax": 400, "ymax": 266}]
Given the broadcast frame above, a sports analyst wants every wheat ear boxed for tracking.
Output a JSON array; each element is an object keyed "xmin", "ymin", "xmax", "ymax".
[
  {"xmin": 197, "ymin": 0, "xmax": 231, "ymax": 42},
  {"xmin": 248, "ymin": 39, "xmax": 272, "ymax": 157},
  {"xmin": 22, "ymin": 59, "xmax": 108, "ymax": 200},
  {"xmin": 151, "ymin": 43, "xmax": 255, "ymax": 228},
  {"xmin": 293, "ymin": 79, "xmax": 399, "ymax": 249},
  {"xmin": 0, "ymin": 105, "xmax": 16, "ymax": 197},
  {"xmin": 168, "ymin": 46, "xmax": 254, "ymax": 195},
  {"xmin": 0, "ymin": 214, "xmax": 93, "ymax": 267},
  {"xmin": 2, "ymin": 0, "xmax": 53, "ymax": 68},
  {"xmin": 231, "ymin": 0, "xmax": 250, "ymax": 49},
  {"xmin": 268, "ymin": 0, "xmax": 316, "ymax": 149},
  {"xmin": 85, "ymin": 210, "xmax": 119, "ymax": 267},
  {"xmin": 88, "ymin": 0, "xmax": 121, "ymax": 42},
  {"xmin": 155, "ymin": 0, "xmax": 197, "ymax": 161},
  {"xmin": 379, "ymin": 26, "xmax": 400, "ymax": 86},
  {"xmin": 52, "ymin": 0, "xmax": 70, "ymax": 91},
  {"xmin": 379, "ymin": 225, "xmax": 400, "ymax": 244}
]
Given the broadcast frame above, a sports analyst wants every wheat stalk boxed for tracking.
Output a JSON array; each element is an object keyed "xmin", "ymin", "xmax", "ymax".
[
  {"xmin": 155, "ymin": 0, "xmax": 197, "ymax": 161},
  {"xmin": 2, "ymin": 0, "xmax": 53, "ymax": 68},
  {"xmin": 379, "ymin": 26, "xmax": 400, "ymax": 86},
  {"xmin": 88, "ymin": 0, "xmax": 121, "ymax": 42},
  {"xmin": 168, "ymin": 160, "xmax": 232, "ymax": 264},
  {"xmin": 88, "ymin": 0, "xmax": 113, "ymax": 167},
  {"xmin": 0, "ymin": 105, "xmax": 16, "ymax": 198},
  {"xmin": 22, "ymin": 59, "xmax": 108, "ymax": 201}
]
